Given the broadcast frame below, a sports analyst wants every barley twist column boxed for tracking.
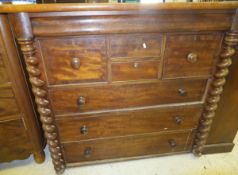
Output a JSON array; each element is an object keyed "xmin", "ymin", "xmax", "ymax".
[
  {"xmin": 10, "ymin": 13, "xmax": 65, "ymax": 174},
  {"xmin": 193, "ymin": 31, "xmax": 238, "ymax": 156}
]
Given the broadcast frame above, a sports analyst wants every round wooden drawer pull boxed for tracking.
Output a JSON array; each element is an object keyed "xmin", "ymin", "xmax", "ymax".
[
  {"xmin": 178, "ymin": 88, "xmax": 187, "ymax": 96},
  {"xmin": 175, "ymin": 116, "xmax": 183, "ymax": 125},
  {"xmin": 77, "ymin": 96, "xmax": 86, "ymax": 106},
  {"xmin": 187, "ymin": 53, "xmax": 198, "ymax": 63},
  {"xmin": 134, "ymin": 62, "xmax": 139, "ymax": 68},
  {"xmin": 80, "ymin": 125, "xmax": 88, "ymax": 135},
  {"xmin": 168, "ymin": 139, "xmax": 177, "ymax": 148},
  {"xmin": 142, "ymin": 42, "xmax": 147, "ymax": 49},
  {"xmin": 71, "ymin": 57, "xmax": 81, "ymax": 69},
  {"xmin": 84, "ymin": 147, "xmax": 92, "ymax": 158}
]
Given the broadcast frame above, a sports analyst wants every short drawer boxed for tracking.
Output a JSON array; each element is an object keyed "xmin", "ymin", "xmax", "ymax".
[
  {"xmin": 163, "ymin": 33, "xmax": 222, "ymax": 79},
  {"xmin": 49, "ymin": 79, "xmax": 207, "ymax": 115},
  {"xmin": 0, "ymin": 118, "xmax": 31, "ymax": 162},
  {"xmin": 56, "ymin": 105, "xmax": 202, "ymax": 142},
  {"xmin": 63, "ymin": 131, "xmax": 192, "ymax": 163},
  {"xmin": 38, "ymin": 35, "xmax": 107, "ymax": 85},
  {"xmin": 111, "ymin": 60, "xmax": 159, "ymax": 81},
  {"xmin": 109, "ymin": 34, "xmax": 162, "ymax": 59},
  {"xmin": 0, "ymin": 86, "xmax": 19, "ymax": 117}
]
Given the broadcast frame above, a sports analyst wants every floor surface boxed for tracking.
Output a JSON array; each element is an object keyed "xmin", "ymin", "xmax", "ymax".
[{"xmin": 1, "ymin": 133, "xmax": 238, "ymax": 175}]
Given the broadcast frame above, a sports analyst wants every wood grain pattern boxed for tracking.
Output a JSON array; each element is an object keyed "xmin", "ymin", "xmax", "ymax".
[
  {"xmin": 0, "ymin": 53, "xmax": 10, "ymax": 84},
  {"xmin": 56, "ymin": 104, "xmax": 202, "ymax": 142},
  {"xmin": 1, "ymin": 3, "xmax": 238, "ymax": 13},
  {"xmin": 49, "ymin": 79, "xmax": 207, "ymax": 115},
  {"xmin": 38, "ymin": 36, "xmax": 107, "ymax": 85},
  {"xmin": 0, "ymin": 119, "xmax": 32, "ymax": 163},
  {"xmin": 109, "ymin": 34, "xmax": 162, "ymax": 59},
  {"xmin": 0, "ymin": 86, "xmax": 19, "ymax": 117},
  {"xmin": 163, "ymin": 33, "xmax": 223, "ymax": 79},
  {"xmin": 63, "ymin": 131, "xmax": 192, "ymax": 163},
  {"xmin": 111, "ymin": 60, "xmax": 159, "ymax": 81},
  {"xmin": 30, "ymin": 12, "xmax": 233, "ymax": 36}
]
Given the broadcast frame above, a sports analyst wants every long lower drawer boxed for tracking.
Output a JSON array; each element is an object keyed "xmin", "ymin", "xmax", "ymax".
[
  {"xmin": 49, "ymin": 79, "xmax": 207, "ymax": 115},
  {"xmin": 56, "ymin": 104, "xmax": 202, "ymax": 142},
  {"xmin": 63, "ymin": 130, "xmax": 193, "ymax": 164}
]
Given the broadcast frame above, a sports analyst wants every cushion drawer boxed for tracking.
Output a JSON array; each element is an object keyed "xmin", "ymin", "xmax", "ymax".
[
  {"xmin": 56, "ymin": 105, "xmax": 202, "ymax": 142},
  {"xmin": 38, "ymin": 36, "xmax": 107, "ymax": 85},
  {"xmin": 49, "ymin": 79, "xmax": 207, "ymax": 115},
  {"xmin": 0, "ymin": 118, "xmax": 31, "ymax": 162},
  {"xmin": 111, "ymin": 60, "xmax": 159, "ymax": 81},
  {"xmin": 0, "ymin": 86, "xmax": 19, "ymax": 117},
  {"xmin": 109, "ymin": 34, "xmax": 162, "ymax": 59},
  {"xmin": 63, "ymin": 130, "xmax": 192, "ymax": 163},
  {"xmin": 163, "ymin": 33, "xmax": 222, "ymax": 79}
]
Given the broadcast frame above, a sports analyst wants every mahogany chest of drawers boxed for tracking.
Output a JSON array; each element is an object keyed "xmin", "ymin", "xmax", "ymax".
[
  {"xmin": 0, "ymin": 14, "xmax": 45, "ymax": 163},
  {"xmin": 3, "ymin": 3, "xmax": 238, "ymax": 174}
]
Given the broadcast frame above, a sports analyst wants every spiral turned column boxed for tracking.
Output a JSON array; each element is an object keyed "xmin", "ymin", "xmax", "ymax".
[
  {"xmin": 17, "ymin": 38, "xmax": 65, "ymax": 174},
  {"xmin": 193, "ymin": 31, "xmax": 238, "ymax": 156}
]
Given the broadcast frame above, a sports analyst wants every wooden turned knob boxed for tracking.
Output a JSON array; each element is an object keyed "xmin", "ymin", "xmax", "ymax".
[
  {"xmin": 175, "ymin": 116, "xmax": 183, "ymax": 125},
  {"xmin": 142, "ymin": 43, "xmax": 147, "ymax": 49},
  {"xmin": 187, "ymin": 53, "xmax": 198, "ymax": 63},
  {"xmin": 178, "ymin": 88, "xmax": 187, "ymax": 96},
  {"xmin": 71, "ymin": 57, "xmax": 80, "ymax": 69},
  {"xmin": 77, "ymin": 96, "xmax": 86, "ymax": 106},
  {"xmin": 134, "ymin": 62, "xmax": 139, "ymax": 68},
  {"xmin": 168, "ymin": 139, "xmax": 177, "ymax": 148},
  {"xmin": 80, "ymin": 125, "xmax": 88, "ymax": 135},
  {"xmin": 84, "ymin": 147, "xmax": 92, "ymax": 158}
]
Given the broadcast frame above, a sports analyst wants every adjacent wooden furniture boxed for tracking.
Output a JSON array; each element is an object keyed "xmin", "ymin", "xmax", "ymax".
[
  {"xmin": 0, "ymin": 14, "xmax": 45, "ymax": 163},
  {"xmin": 1, "ymin": 2, "xmax": 238, "ymax": 174}
]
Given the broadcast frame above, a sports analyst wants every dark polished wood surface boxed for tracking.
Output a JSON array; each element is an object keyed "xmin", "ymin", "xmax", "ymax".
[
  {"xmin": 63, "ymin": 130, "xmax": 193, "ymax": 163},
  {"xmin": 49, "ymin": 79, "xmax": 207, "ymax": 114},
  {"xmin": 3, "ymin": 3, "xmax": 238, "ymax": 173},
  {"xmin": 56, "ymin": 104, "xmax": 202, "ymax": 142}
]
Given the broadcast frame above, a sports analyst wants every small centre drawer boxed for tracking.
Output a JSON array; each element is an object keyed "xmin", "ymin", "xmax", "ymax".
[
  {"xmin": 38, "ymin": 35, "xmax": 107, "ymax": 85},
  {"xmin": 49, "ymin": 79, "xmax": 207, "ymax": 115},
  {"xmin": 56, "ymin": 105, "xmax": 202, "ymax": 142},
  {"xmin": 63, "ymin": 131, "xmax": 192, "ymax": 163},
  {"xmin": 163, "ymin": 33, "xmax": 222, "ymax": 79},
  {"xmin": 109, "ymin": 33, "xmax": 163, "ymax": 59},
  {"xmin": 111, "ymin": 60, "xmax": 159, "ymax": 81}
]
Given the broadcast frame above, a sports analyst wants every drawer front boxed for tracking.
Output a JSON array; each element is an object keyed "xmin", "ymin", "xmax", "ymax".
[
  {"xmin": 0, "ymin": 87, "xmax": 19, "ymax": 117},
  {"xmin": 56, "ymin": 105, "xmax": 202, "ymax": 142},
  {"xmin": 0, "ymin": 119, "xmax": 31, "ymax": 162},
  {"xmin": 63, "ymin": 131, "xmax": 192, "ymax": 163},
  {"xmin": 38, "ymin": 36, "xmax": 107, "ymax": 85},
  {"xmin": 163, "ymin": 34, "xmax": 222, "ymax": 79},
  {"xmin": 50, "ymin": 79, "xmax": 207, "ymax": 115},
  {"xmin": 109, "ymin": 34, "xmax": 162, "ymax": 59},
  {"xmin": 111, "ymin": 60, "xmax": 159, "ymax": 81}
]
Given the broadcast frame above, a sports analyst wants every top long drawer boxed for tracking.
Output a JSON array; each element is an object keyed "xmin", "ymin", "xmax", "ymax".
[{"xmin": 49, "ymin": 79, "xmax": 207, "ymax": 115}]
